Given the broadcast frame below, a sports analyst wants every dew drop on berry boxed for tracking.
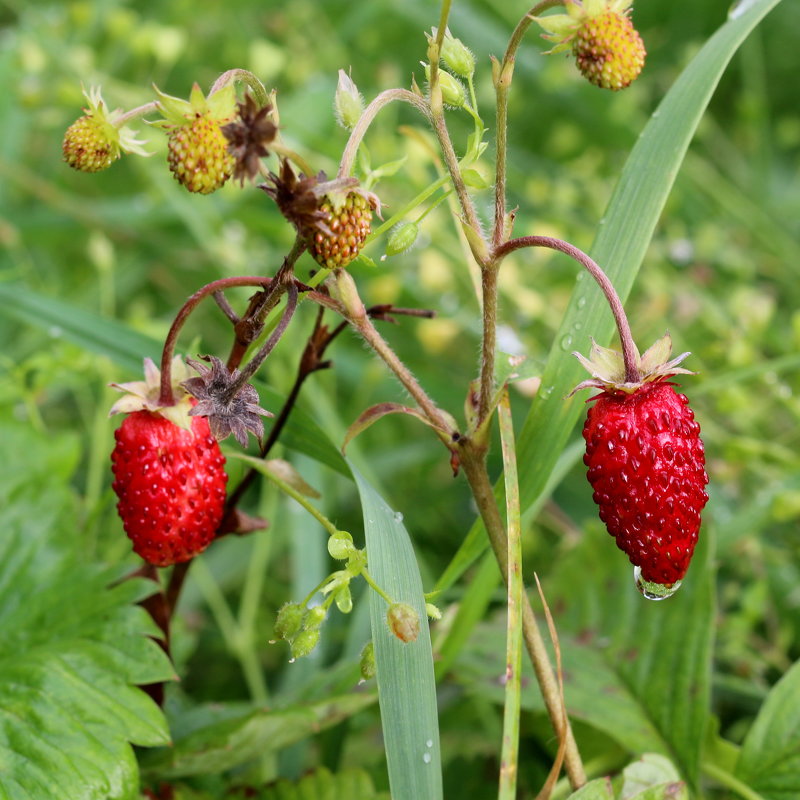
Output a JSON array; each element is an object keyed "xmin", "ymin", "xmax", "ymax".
[{"xmin": 633, "ymin": 566, "xmax": 682, "ymax": 601}]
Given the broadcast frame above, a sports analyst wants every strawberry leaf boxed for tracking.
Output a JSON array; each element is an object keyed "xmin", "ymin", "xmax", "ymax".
[
  {"xmin": 0, "ymin": 424, "xmax": 173, "ymax": 799},
  {"xmin": 735, "ymin": 658, "xmax": 800, "ymax": 799},
  {"xmin": 239, "ymin": 766, "xmax": 390, "ymax": 800}
]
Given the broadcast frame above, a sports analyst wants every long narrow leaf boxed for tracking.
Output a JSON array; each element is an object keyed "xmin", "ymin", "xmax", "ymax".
[{"xmin": 349, "ymin": 462, "xmax": 443, "ymax": 800}]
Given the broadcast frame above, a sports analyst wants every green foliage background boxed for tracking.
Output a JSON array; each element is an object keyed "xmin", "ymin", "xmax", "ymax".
[{"xmin": 1, "ymin": 0, "xmax": 798, "ymax": 797}]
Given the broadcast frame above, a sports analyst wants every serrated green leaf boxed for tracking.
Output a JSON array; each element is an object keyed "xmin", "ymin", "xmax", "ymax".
[
  {"xmin": 141, "ymin": 693, "xmax": 375, "ymax": 778},
  {"xmin": 244, "ymin": 766, "xmax": 389, "ymax": 800},
  {"xmin": 0, "ymin": 429, "xmax": 173, "ymax": 800},
  {"xmin": 735, "ymin": 658, "xmax": 800, "ymax": 800},
  {"xmin": 349, "ymin": 462, "xmax": 442, "ymax": 800}
]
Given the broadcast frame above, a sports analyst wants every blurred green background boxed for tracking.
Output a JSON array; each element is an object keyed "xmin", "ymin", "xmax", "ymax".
[{"xmin": 1, "ymin": 0, "xmax": 799, "ymax": 795}]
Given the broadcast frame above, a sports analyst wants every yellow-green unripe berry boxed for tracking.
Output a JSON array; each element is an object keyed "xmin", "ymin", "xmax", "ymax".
[
  {"xmin": 386, "ymin": 602, "xmax": 420, "ymax": 644},
  {"xmin": 328, "ymin": 530, "xmax": 355, "ymax": 560},
  {"xmin": 425, "ymin": 602, "xmax": 442, "ymax": 621},
  {"xmin": 304, "ymin": 605, "xmax": 328, "ymax": 630},
  {"xmin": 386, "ymin": 222, "xmax": 420, "ymax": 257},
  {"xmin": 291, "ymin": 629, "xmax": 320, "ymax": 659},
  {"xmin": 359, "ymin": 641, "xmax": 376, "ymax": 680},
  {"xmin": 423, "ymin": 64, "xmax": 466, "ymax": 108},
  {"xmin": 274, "ymin": 602, "xmax": 304, "ymax": 641},
  {"xmin": 441, "ymin": 32, "xmax": 475, "ymax": 78}
]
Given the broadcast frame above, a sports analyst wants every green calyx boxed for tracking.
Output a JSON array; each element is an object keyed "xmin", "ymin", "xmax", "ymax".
[
  {"xmin": 152, "ymin": 82, "xmax": 237, "ymax": 128},
  {"xmin": 571, "ymin": 332, "xmax": 694, "ymax": 395}
]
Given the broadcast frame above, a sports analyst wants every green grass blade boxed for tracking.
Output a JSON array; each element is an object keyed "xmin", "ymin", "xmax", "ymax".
[
  {"xmin": 514, "ymin": 0, "xmax": 783, "ymax": 517},
  {"xmin": 349, "ymin": 462, "xmax": 442, "ymax": 800}
]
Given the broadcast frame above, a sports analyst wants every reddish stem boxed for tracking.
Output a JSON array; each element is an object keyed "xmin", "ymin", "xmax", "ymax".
[
  {"xmin": 157, "ymin": 276, "xmax": 273, "ymax": 406},
  {"xmin": 495, "ymin": 236, "xmax": 640, "ymax": 382}
]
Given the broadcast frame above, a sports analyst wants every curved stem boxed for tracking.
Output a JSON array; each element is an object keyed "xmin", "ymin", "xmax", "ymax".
[
  {"xmin": 116, "ymin": 101, "xmax": 159, "ymax": 126},
  {"xmin": 496, "ymin": 235, "xmax": 640, "ymax": 382},
  {"xmin": 361, "ymin": 567, "xmax": 395, "ymax": 606},
  {"xmin": 270, "ymin": 142, "xmax": 316, "ymax": 178},
  {"xmin": 158, "ymin": 276, "xmax": 273, "ymax": 406},
  {"xmin": 337, "ymin": 88, "xmax": 431, "ymax": 178},
  {"xmin": 209, "ymin": 68, "xmax": 269, "ymax": 106}
]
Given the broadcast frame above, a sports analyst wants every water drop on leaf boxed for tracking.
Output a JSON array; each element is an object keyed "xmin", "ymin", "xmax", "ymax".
[{"xmin": 634, "ymin": 566, "xmax": 681, "ymax": 600}]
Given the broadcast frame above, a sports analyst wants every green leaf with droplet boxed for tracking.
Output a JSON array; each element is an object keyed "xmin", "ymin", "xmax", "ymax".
[{"xmin": 349, "ymin": 462, "xmax": 443, "ymax": 800}]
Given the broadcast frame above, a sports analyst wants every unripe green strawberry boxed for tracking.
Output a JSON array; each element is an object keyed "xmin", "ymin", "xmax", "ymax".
[
  {"xmin": 167, "ymin": 114, "xmax": 235, "ymax": 194},
  {"xmin": 533, "ymin": 0, "xmax": 645, "ymax": 91},
  {"xmin": 573, "ymin": 334, "xmax": 708, "ymax": 597},
  {"xmin": 308, "ymin": 191, "xmax": 373, "ymax": 269},
  {"xmin": 573, "ymin": 10, "xmax": 645, "ymax": 90},
  {"xmin": 109, "ymin": 357, "xmax": 227, "ymax": 567},
  {"xmin": 63, "ymin": 86, "xmax": 148, "ymax": 173},
  {"xmin": 154, "ymin": 83, "xmax": 236, "ymax": 194}
]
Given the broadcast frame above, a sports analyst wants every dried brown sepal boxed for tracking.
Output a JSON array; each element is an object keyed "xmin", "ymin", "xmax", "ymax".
[{"xmin": 222, "ymin": 94, "xmax": 277, "ymax": 185}]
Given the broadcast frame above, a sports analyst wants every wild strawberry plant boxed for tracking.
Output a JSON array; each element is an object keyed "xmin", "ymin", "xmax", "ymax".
[{"xmin": 1, "ymin": 0, "xmax": 796, "ymax": 798}]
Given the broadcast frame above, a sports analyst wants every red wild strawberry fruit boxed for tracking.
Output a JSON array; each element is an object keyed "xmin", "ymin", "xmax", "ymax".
[
  {"xmin": 573, "ymin": 334, "xmax": 708, "ymax": 598},
  {"xmin": 109, "ymin": 357, "xmax": 227, "ymax": 566}
]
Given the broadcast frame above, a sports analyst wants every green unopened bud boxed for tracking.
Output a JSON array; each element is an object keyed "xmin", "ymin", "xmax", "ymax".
[
  {"xmin": 425, "ymin": 602, "xmax": 442, "ymax": 621},
  {"xmin": 290, "ymin": 629, "xmax": 320, "ymax": 659},
  {"xmin": 334, "ymin": 69, "xmax": 364, "ymax": 129},
  {"xmin": 328, "ymin": 268, "xmax": 366, "ymax": 319},
  {"xmin": 328, "ymin": 530, "xmax": 355, "ymax": 560},
  {"xmin": 385, "ymin": 222, "xmax": 420, "ymax": 257},
  {"xmin": 422, "ymin": 63, "xmax": 466, "ymax": 108},
  {"xmin": 274, "ymin": 602, "xmax": 304, "ymax": 641},
  {"xmin": 335, "ymin": 584, "xmax": 353, "ymax": 614},
  {"xmin": 304, "ymin": 605, "xmax": 328, "ymax": 630},
  {"xmin": 359, "ymin": 641, "xmax": 376, "ymax": 680},
  {"xmin": 440, "ymin": 31, "xmax": 476, "ymax": 78},
  {"xmin": 386, "ymin": 602, "xmax": 420, "ymax": 644}
]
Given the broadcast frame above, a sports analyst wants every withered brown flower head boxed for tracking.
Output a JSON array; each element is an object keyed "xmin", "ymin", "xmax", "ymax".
[
  {"xmin": 221, "ymin": 94, "xmax": 277, "ymax": 185},
  {"xmin": 261, "ymin": 160, "xmax": 380, "ymax": 239},
  {"xmin": 182, "ymin": 355, "xmax": 273, "ymax": 448}
]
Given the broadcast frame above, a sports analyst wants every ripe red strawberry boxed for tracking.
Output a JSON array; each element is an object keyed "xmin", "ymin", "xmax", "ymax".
[
  {"xmin": 109, "ymin": 358, "xmax": 227, "ymax": 567},
  {"xmin": 573, "ymin": 334, "xmax": 708, "ymax": 596}
]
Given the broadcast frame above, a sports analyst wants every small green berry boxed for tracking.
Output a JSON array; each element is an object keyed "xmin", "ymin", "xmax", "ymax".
[
  {"xmin": 359, "ymin": 641, "xmax": 376, "ymax": 680},
  {"xmin": 304, "ymin": 605, "xmax": 328, "ymax": 630},
  {"xmin": 328, "ymin": 530, "xmax": 355, "ymax": 560},
  {"xmin": 386, "ymin": 222, "xmax": 420, "ymax": 257},
  {"xmin": 274, "ymin": 602, "xmax": 305, "ymax": 641},
  {"xmin": 291, "ymin": 629, "xmax": 320, "ymax": 659}
]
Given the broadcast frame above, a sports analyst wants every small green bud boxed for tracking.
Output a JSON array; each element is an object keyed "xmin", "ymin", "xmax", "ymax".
[
  {"xmin": 304, "ymin": 605, "xmax": 328, "ymax": 630},
  {"xmin": 422, "ymin": 63, "xmax": 466, "ymax": 108},
  {"xmin": 334, "ymin": 69, "xmax": 364, "ymax": 130},
  {"xmin": 440, "ymin": 31, "xmax": 476, "ymax": 78},
  {"xmin": 328, "ymin": 530, "xmax": 355, "ymax": 560},
  {"xmin": 290, "ymin": 629, "xmax": 320, "ymax": 659},
  {"xmin": 385, "ymin": 222, "xmax": 420, "ymax": 257},
  {"xmin": 359, "ymin": 641, "xmax": 376, "ymax": 680},
  {"xmin": 274, "ymin": 602, "xmax": 304, "ymax": 641},
  {"xmin": 335, "ymin": 584, "xmax": 353, "ymax": 614},
  {"xmin": 425, "ymin": 602, "xmax": 442, "ymax": 621},
  {"xmin": 386, "ymin": 602, "xmax": 420, "ymax": 644}
]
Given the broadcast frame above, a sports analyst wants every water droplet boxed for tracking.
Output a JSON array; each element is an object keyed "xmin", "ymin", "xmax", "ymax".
[
  {"xmin": 49, "ymin": 325, "xmax": 63, "ymax": 338},
  {"xmin": 426, "ymin": 739, "xmax": 433, "ymax": 748},
  {"xmin": 560, "ymin": 334, "xmax": 573, "ymax": 351},
  {"xmin": 393, "ymin": 511, "xmax": 404, "ymax": 523},
  {"xmin": 576, "ymin": 296, "xmax": 587, "ymax": 309},
  {"xmin": 651, "ymin": 109, "xmax": 661, "ymax": 119},
  {"xmin": 540, "ymin": 385, "xmax": 554, "ymax": 399},
  {"xmin": 598, "ymin": 218, "xmax": 606, "ymax": 226},
  {"xmin": 634, "ymin": 566, "xmax": 681, "ymax": 601},
  {"xmin": 728, "ymin": 0, "xmax": 758, "ymax": 19},
  {"xmin": 288, "ymin": 657, "xmax": 297, "ymax": 664},
  {"xmin": 422, "ymin": 752, "xmax": 432, "ymax": 764},
  {"xmin": 573, "ymin": 320, "xmax": 584, "ymax": 332}
]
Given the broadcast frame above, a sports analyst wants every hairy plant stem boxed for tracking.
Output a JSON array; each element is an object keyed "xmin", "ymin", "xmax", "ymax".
[
  {"xmin": 495, "ymin": 235, "xmax": 640, "ymax": 381},
  {"xmin": 492, "ymin": 0, "xmax": 566, "ymax": 249},
  {"xmin": 116, "ymin": 101, "xmax": 159, "ymax": 126},
  {"xmin": 337, "ymin": 89, "xmax": 431, "ymax": 179},
  {"xmin": 478, "ymin": 264, "xmax": 500, "ymax": 423},
  {"xmin": 458, "ymin": 440, "xmax": 586, "ymax": 790},
  {"xmin": 349, "ymin": 312, "xmax": 456, "ymax": 439}
]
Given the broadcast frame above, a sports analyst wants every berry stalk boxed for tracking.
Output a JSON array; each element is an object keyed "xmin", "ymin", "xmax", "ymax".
[{"xmin": 495, "ymin": 235, "xmax": 640, "ymax": 382}]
